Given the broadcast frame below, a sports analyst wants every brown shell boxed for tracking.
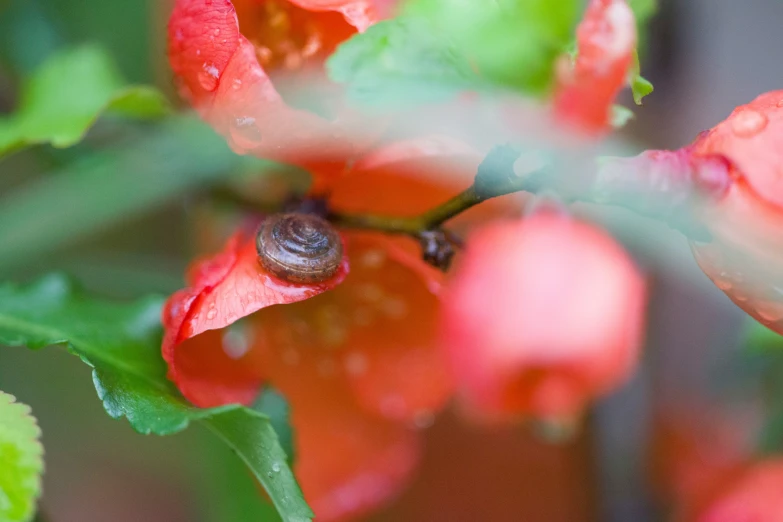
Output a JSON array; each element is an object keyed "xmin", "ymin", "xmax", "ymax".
[{"xmin": 256, "ymin": 213, "xmax": 343, "ymax": 284}]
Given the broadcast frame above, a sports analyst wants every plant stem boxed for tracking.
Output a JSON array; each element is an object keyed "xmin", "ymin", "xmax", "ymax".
[
  {"xmin": 328, "ymin": 187, "xmax": 483, "ymax": 236},
  {"xmin": 329, "ymin": 144, "xmax": 532, "ymax": 237}
]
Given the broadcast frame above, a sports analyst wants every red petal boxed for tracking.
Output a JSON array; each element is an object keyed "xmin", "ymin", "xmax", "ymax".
[
  {"xmin": 554, "ymin": 0, "xmax": 637, "ymax": 134},
  {"xmin": 285, "ymin": 0, "xmax": 381, "ymax": 31},
  {"xmin": 687, "ymin": 91, "xmax": 783, "ymax": 333},
  {"xmin": 162, "ymin": 225, "xmax": 348, "ymax": 407},
  {"xmin": 168, "ymin": 0, "xmax": 376, "ymax": 185},
  {"xmin": 295, "ymin": 392, "xmax": 421, "ymax": 522},
  {"xmin": 692, "ymin": 90, "xmax": 783, "ymax": 208},
  {"xmin": 440, "ymin": 212, "xmax": 646, "ymax": 421},
  {"xmin": 249, "ymin": 232, "xmax": 452, "ymax": 422},
  {"xmin": 245, "ymin": 238, "xmax": 433, "ymax": 519},
  {"xmin": 257, "ymin": 343, "xmax": 421, "ymax": 522},
  {"xmin": 649, "ymin": 405, "xmax": 753, "ymax": 509},
  {"xmin": 682, "ymin": 459, "xmax": 783, "ymax": 522}
]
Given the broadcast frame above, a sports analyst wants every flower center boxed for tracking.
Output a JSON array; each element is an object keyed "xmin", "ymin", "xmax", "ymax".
[{"xmin": 234, "ymin": 0, "xmax": 355, "ymax": 72}]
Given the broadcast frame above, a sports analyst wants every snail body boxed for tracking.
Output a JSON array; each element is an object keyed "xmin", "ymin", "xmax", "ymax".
[{"xmin": 256, "ymin": 213, "xmax": 343, "ymax": 284}]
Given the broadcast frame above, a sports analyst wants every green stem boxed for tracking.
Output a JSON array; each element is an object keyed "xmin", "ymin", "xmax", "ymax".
[
  {"xmin": 328, "ymin": 186, "xmax": 484, "ymax": 237},
  {"xmin": 329, "ymin": 144, "xmax": 532, "ymax": 238}
]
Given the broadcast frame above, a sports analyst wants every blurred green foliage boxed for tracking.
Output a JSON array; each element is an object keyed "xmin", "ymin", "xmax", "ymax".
[
  {"xmin": 403, "ymin": 0, "xmax": 581, "ymax": 93},
  {"xmin": 329, "ymin": 0, "xmax": 581, "ymax": 104},
  {"xmin": 0, "ymin": 45, "xmax": 168, "ymax": 157},
  {"xmin": 0, "ymin": 0, "xmax": 153, "ymax": 82},
  {"xmin": 0, "ymin": 392, "xmax": 43, "ymax": 522}
]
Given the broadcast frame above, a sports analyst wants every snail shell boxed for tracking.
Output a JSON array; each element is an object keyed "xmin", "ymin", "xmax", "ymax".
[{"xmin": 256, "ymin": 213, "xmax": 343, "ymax": 284}]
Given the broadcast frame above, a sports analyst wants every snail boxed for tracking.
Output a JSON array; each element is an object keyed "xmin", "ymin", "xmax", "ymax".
[{"xmin": 256, "ymin": 213, "xmax": 343, "ymax": 284}]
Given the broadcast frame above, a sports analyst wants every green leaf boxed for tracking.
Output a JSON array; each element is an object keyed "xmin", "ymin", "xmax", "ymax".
[
  {"xmin": 745, "ymin": 320, "xmax": 783, "ymax": 352},
  {"xmin": 404, "ymin": 0, "xmax": 581, "ymax": 93},
  {"xmin": 628, "ymin": 0, "xmax": 658, "ymax": 27},
  {"xmin": 0, "ymin": 116, "xmax": 270, "ymax": 273},
  {"xmin": 329, "ymin": 0, "xmax": 580, "ymax": 103},
  {"xmin": 0, "ymin": 276, "xmax": 313, "ymax": 522},
  {"xmin": 198, "ymin": 427, "xmax": 283, "ymax": 522},
  {"xmin": 0, "ymin": 45, "xmax": 169, "ymax": 157},
  {"xmin": 610, "ymin": 105, "xmax": 636, "ymax": 128},
  {"xmin": 327, "ymin": 17, "xmax": 480, "ymax": 106},
  {"xmin": 253, "ymin": 387, "xmax": 295, "ymax": 465},
  {"xmin": 0, "ymin": 392, "xmax": 43, "ymax": 522},
  {"xmin": 629, "ymin": 51, "xmax": 654, "ymax": 105}
]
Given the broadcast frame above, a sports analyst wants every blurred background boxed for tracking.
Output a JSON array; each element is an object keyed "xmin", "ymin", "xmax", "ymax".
[{"xmin": 1, "ymin": 0, "xmax": 783, "ymax": 520}]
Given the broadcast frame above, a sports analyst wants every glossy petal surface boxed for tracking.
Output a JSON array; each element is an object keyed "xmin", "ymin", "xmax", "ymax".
[
  {"xmin": 441, "ymin": 213, "xmax": 646, "ymax": 420},
  {"xmin": 689, "ymin": 91, "xmax": 783, "ymax": 333},
  {"xmin": 554, "ymin": 0, "xmax": 636, "ymax": 133},
  {"xmin": 285, "ymin": 0, "xmax": 379, "ymax": 31},
  {"xmin": 693, "ymin": 90, "xmax": 783, "ymax": 208}
]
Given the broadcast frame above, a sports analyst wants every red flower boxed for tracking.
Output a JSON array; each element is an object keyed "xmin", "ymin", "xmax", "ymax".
[
  {"xmin": 554, "ymin": 0, "xmax": 637, "ymax": 134},
  {"xmin": 687, "ymin": 90, "xmax": 783, "ymax": 333},
  {"xmin": 648, "ymin": 405, "xmax": 754, "ymax": 511},
  {"xmin": 439, "ymin": 210, "xmax": 646, "ymax": 423},
  {"xmin": 681, "ymin": 458, "xmax": 783, "ymax": 522},
  {"xmin": 168, "ymin": 0, "xmax": 388, "ymax": 191},
  {"xmin": 162, "ymin": 139, "xmax": 510, "ymax": 521}
]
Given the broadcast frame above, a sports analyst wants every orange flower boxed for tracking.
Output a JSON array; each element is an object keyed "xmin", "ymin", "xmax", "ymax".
[
  {"xmin": 439, "ymin": 210, "xmax": 646, "ymax": 423},
  {"xmin": 162, "ymin": 139, "xmax": 501, "ymax": 521}
]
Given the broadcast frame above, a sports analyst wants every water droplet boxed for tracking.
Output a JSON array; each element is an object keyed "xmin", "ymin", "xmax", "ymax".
[
  {"xmin": 282, "ymin": 348, "xmax": 300, "ymax": 366},
  {"xmin": 230, "ymin": 116, "xmax": 263, "ymax": 151},
  {"xmin": 198, "ymin": 63, "xmax": 220, "ymax": 91},
  {"xmin": 222, "ymin": 327, "xmax": 251, "ymax": 359},
  {"xmin": 412, "ymin": 411, "xmax": 435, "ymax": 429},
  {"xmin": 356, "ymin": 283, "xmax": 384, "ymax": 302},
  {"xmin": 380, "ymin": 395, "xmax": 407, "ymax": 418},
  {"xmin": 382, "ymin": 296, "xmax": 408, "ymax": 319},
  {"xmin": 714, "ymin": 277, "xmax": 733, "ymax": 291},
  {"xmin": 213, "ymin": 28, "xmax": 221, "ymax": 36},
  {"xmin": 271, "ymin": 462, "xmax": 281, "ymax": 473},
  {"xmin": 756, "ymin": 300, "xmax": 783, "ymax": 323},
  {"xmin": 344, "ymin": 352, "xmax": 368, "ymax": 376},
  {"xmin": 206, "ymin": 304, "xmax": 217, "ymax": 320},
  {"xmin": 232, "ymin": 78, "xmax": 242, "ymax": 90},
  {"xmin": 361, "ymin": 250, "xmax": 386, "ymax": 269},
  {"xmin": 534, "ymin": 417, "xmax": 579, "ymax": 443},
  {"xmin": 317, "ymin": 358, "xmax": 337, "ymax": 377},
  {"xmin": 731, "ymin": 109, "xmax": 768, "ymax": 138},
  {"xmin": 353, "ymin": 307, "xmax": 373, "ymax": 327}
]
